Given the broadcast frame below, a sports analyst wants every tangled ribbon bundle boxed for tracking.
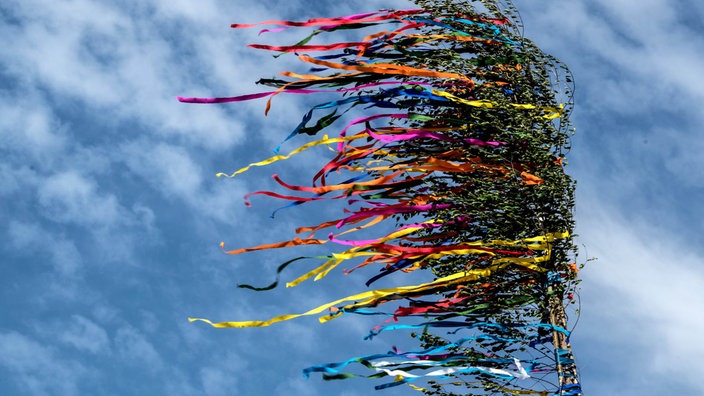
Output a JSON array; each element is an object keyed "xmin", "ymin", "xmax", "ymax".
[{"xmin": 183, "ymin": 0, "xmax": 582, "ymax": 394}]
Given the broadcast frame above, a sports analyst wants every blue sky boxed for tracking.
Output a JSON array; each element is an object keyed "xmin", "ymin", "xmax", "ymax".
[{"xmin": 1, "ymin": 0, "xmax": 703, "ymax": 395}]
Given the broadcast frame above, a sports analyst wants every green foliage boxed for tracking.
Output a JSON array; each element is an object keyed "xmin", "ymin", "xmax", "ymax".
[
  {"xmin": 375, "ymin": 0, "xmax": 580, "ymax": 394},
  {"xmin": 201, "ymin": 0, "xmax": 582, "ymax": 393}
]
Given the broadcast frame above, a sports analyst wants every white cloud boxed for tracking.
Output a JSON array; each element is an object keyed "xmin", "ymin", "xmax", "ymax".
[
  {"xmin": 0, "ymin": 331, "xmax": 89, "ymax": 396},
  {"xmin": 8, "ymin": 221, "xmax": 83, "ymax": 277},
  {"xmin": 132, "ymin": 202, "xmax": 159, "ymax": 234},
  {"xmin": 163, "ymin": 368, "xmax": 201, "ymax": 395},
  {"xmin": 0, "ymin": 94, "xmax": 67, "ymax": 160},
  {"xmin": 515, "ymin": 9, "xmax": 704, "ymax": 391},
  {"xmin": 1, "ymin": 0, "xmax": 246, "ymax": 150},
  {"xmin": 152, "ymin": 0, "xmax": 222, "ymax": 22},
  {"xmin": 0, "ymin": 1, "xmax": 130, "ymax": 103},
  {"xmin": 127, "ymin": 142, "xmax": 203, "ymax": 200},
  {"xmin": 114, "ymin": 325, "xmax": 164, "ymax": 371},
  {"xmin": 38, "ymin": 171, "xmax": 122, "ymax": 227},
  {"xmin": 58, "ymin": 315, "xmax": 111, "ymax": 354},
  {"xmin": 275, "ymin": 377, "xmax": 319, "ymax": 396},
  {"xmin": 119, "ymin": 140, "xmax": 247, "ymax": 223},
  {"xmin": 200, "ymin": 367, "xmax": 240, "ymax": 396},
  {"xmin": 135, "ymin": 311, "xmax": 160, "ymax": 335},
  {"xmin": 1, "ymin": 1, "xmax": 702, "ymax": 395},
  {"xmin": 520, "ymin": 0, "xmax": 704, "ymax": 121},
  {"xmin": 576, "ymin": 194, "xmax": 704, "ymax": 392},
  {"xmin": 653, "ymin": 127, "xmax": 704, "ymax": 188},
  {"xmin": 0, "ymin": 164, "xmax": 36, "ymax": 196}
]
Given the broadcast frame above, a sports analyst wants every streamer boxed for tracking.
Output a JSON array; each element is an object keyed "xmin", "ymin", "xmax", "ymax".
[{"xmin": 184, "ymin": 1, "xmax": 581, "ymax": 394}]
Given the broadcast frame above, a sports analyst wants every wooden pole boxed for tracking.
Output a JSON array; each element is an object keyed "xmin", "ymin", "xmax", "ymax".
[{"xmin": 548, "ymin": 286, "xmax": 581, "ymax": 393}]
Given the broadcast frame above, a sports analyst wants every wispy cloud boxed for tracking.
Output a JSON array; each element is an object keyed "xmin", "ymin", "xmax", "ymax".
[
  {"xmin": 1, "ymin": 0, "xmax": 246, "ymax": 150},
  {"xmin": 114, "ymin": 325, "xmax": 164, "ymax": 371},
  {"xmin": 573, "ymin": 196, "xmax": 704, "ymax": 394},
  {"xmin": 38, "ymin": 172, "xmax": 123, "ymax": 227},
  {"xmin": 1, "ymin": 0, "xmax": 702, "ymax": 395},
  {"xmin": 58, "ymin": 315, "xmax": 111, "ymax": 354},
  {"xmin": 0, "ymin": 332, "xmax": 89, "ymax": 396},
  {"xmin": 8, "ymin": 221, "xmax": 83, "ymax": 277},
  {"xmin": 517, "ymin": 1, "xmax": 704, "ymax": 393}
]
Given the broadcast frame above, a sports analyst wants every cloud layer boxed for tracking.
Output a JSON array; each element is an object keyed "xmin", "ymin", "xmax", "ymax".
[{"xmin": 1, "ymin": 0, "xmax": 701, "ymax": 394}]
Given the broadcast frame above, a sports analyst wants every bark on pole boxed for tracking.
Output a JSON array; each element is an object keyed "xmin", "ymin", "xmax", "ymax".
[{"xmin": 549, "ymin": 287, "xmax": 580, "ymax": 388}]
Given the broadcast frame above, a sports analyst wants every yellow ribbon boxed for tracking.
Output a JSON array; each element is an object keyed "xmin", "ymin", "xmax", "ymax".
[
  {"xmin": 188, "ymin": 232, "xmax": 570, "ymax": 328},
  {"xmin": 286, "ymin": 231, "xmax": 568, "ymax": 287},
  {"xmin": 216, "ymin": 133, "xmax": 370, "ymax": 178},
  {"xmin": 431, "ymin": 89, "xmax": 563, "ymax": 119},
  {"xmin": 189, "ymin": 265, "xmax": 505, "ymax": 328}
]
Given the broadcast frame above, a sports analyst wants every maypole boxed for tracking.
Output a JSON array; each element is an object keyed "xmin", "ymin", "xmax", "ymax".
[{"xmin": 182, "ymin": 0, "xmax": 582, "ymax": 394}]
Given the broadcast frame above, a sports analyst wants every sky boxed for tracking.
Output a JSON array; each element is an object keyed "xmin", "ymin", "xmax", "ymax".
[{"xmin": 1, "ymin": 0, "xmax": 703, "ymax": 395}]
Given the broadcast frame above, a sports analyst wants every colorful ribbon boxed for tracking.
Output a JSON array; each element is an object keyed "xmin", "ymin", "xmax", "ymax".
[{"xmin": 184, "ymin": 2, "xmax": 580, "ymax": 394}]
